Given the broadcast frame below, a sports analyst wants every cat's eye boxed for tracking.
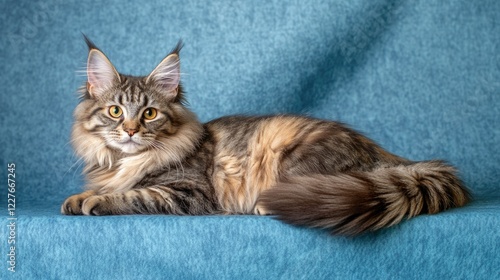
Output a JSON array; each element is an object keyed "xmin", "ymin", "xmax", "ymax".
[
  {"xmin": 143, "ymin": 108, "xmax": 157, "ymax": 120},
  {"xmin": 109, "ymin": 105, "xmax": 123, "ymax": 118}
]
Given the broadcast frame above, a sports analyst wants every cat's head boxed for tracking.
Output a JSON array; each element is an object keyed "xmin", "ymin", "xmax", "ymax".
[{"xmin": 73, "ymin": 37, "xmax": 201, "ymax": 158}]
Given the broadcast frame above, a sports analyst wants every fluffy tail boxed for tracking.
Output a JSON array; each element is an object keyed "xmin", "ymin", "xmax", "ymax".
[{"xmin": 258, "ymin": 160, "xmax": 470, "ymax": 235}]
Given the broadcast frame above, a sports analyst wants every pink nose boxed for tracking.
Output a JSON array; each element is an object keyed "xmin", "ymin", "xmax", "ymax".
[
  {"xmin": 122, "ymin": 121, "xmax": 140, "ymax": 137},
  {"xmin": 124, "ymin": 128, "xmax": 138, "ymax": 137}
]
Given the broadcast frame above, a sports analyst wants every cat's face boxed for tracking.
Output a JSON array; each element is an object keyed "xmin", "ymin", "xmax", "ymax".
[
  {"xmin": 88, "ymin": 80, "xmax": 176, "ymax": 154},
  {"xmin": 77, "ymin": 40, "xmax": 185, "ymax": 155}
]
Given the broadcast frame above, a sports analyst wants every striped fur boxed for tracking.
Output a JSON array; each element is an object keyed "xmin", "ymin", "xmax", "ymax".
[
  {"xmin": 62, "ymin": 39, "xmax": 470, "ymax": 235},
  {"xmin": 258, "ymin": 161, "xmax": 469, "ymax": 235}
]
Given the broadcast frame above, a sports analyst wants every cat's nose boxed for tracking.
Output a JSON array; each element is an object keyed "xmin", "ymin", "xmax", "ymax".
[
  {"xmin": 125, "ymin": 128, "xmax": 138, "ymax": 137},
  {"xmin": 122, "ymin": 121, "xmax": 140, "ymax": 137}
]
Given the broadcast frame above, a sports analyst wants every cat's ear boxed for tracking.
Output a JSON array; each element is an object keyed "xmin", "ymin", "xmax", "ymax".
[
  {"xmin": 146, "ymin": 52, "xmax": 181, "ymax": 98},
  {"xmin": 85, "ymin": 39, "xmax": 120, "ymax": 98}
]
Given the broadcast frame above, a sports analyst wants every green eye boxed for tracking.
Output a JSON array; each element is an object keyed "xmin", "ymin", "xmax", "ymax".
[
  {"xmin": 109, "ymin": 105, "xmax": 123, "ymax": 118},
  {"xmin": 143, "ymin": 108, "xmax": 157, "ymax": 120}
]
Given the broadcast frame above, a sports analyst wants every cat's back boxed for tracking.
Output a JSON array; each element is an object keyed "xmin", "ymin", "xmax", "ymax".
[
  {"xmin": 204, "ymin": 114, "xmax": 403, "ymax": 175},
  {"xmin": 205, "ymin": 114, "xmax": 335, "ymax": 151}
]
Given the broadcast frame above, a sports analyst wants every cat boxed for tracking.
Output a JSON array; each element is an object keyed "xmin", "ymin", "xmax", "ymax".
[{"xmin": 61, "ymin": 37, "xmax": 470, "ymax": 235}]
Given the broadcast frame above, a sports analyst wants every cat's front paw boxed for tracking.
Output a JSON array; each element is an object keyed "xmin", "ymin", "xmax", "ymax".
[
  {"xmin": 81, "ymin": 195, "xmax": 114, "ymax": 216},
  {"xmin": 61, "ymin": 190, "xmax": 96, "ymax": 215}
]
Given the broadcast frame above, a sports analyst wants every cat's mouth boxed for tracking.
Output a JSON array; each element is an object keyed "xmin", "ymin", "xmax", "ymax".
[{"xmin": 118, "ymin": 139, "xmax": 143, "ymax": 154}]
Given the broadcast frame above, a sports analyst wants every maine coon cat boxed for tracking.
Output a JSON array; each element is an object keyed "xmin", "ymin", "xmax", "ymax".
[{"xmin": 62, "ymin": 38, "xmax": 470, "ymax": 235}]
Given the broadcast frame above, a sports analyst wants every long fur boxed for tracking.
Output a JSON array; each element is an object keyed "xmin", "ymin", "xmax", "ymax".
[
  {"xmin": 62, "ymin": 38, "xmax": 471, "ymax": 236},
  {"xmin": 258, "ymin": 160, "xmax": 470, "ymax": 235}
]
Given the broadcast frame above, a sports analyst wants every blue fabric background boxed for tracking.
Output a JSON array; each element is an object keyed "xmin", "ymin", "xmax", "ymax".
[{"xmin": 0, "ymin": 0, "xmax": 499, "ymax": 279}]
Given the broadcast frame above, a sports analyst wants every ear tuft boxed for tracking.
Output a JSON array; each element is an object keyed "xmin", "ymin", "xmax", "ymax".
[
  {"xmin": 170, "ymin": 40, "xmax": 183, "ymax": 56},
  {"xmin": 82, "ymin": 33, "xmax": 99, "ymax": 51}
]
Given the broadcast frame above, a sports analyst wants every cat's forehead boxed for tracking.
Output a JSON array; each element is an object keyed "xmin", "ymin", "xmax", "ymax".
[
  {"xmin": 116, "ymin": 75, "xmax": 148, "ymax": 102},
  {"xmin": 101, "ymin": 75, "xmax": 166, "ymax": 106}
]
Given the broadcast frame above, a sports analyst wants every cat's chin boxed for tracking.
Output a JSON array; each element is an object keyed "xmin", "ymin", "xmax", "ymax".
[{"xmin": 111, "ymin": 140, "xmax": 146, "ymax": 154}]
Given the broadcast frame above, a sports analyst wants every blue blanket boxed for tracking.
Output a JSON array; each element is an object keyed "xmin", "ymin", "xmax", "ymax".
[{"xmin": 1, "ymin": 0, "xmax": 499, "ymax": 279}]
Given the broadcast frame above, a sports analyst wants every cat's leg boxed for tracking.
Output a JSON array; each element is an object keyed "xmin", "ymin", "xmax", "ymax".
[
  {"xmin": 81, "ymin": 185, "xmax": 219, "ymax": 216},
  {"xmin": 253, "ymin": 203, "xmax": 273, "ymax": 215},
  {"xmin": 61, "ymin": 190, "xmax": 97, "ymax": 215}
]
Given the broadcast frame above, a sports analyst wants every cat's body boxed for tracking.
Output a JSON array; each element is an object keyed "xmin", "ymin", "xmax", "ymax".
[{"xmin": 62, "ymin": 38, "xmax": 470, "ymax": 235}]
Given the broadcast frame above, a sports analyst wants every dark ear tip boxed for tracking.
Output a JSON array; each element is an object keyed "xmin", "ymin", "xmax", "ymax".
[
  {"xmin": 82, "ymin": 33, "xmax": 99, "ymax": 51},
  {"xmin": 171, "ymin": 39, "xmax": 183, "ymax": 55}
]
